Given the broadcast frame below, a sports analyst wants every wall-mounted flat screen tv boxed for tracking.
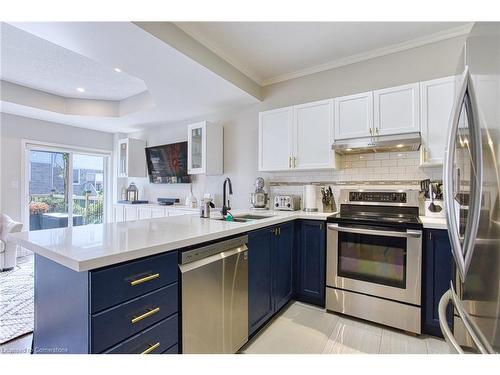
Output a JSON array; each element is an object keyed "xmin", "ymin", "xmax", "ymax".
[{"xmin": 145, "ymin": 142, "xmax": 191, "ymax": 184}]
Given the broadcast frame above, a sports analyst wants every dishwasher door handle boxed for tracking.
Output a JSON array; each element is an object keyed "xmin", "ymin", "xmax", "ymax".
[{"xmin": 179, "ymin": 244, "xmax": 248, "ymax": 273}]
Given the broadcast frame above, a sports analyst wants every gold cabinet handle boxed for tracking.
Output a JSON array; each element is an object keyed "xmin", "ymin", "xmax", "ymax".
[
  {"xmin": 293, "ymin": 157, "xmax": 296, "ymax": 168},
  {"xmin": 130, "ymin": 273, "xmax": 160, "ymax": 286},
  {"xmin": 141, "ymin": 342, "xmax": 160, "ymax": 354},
  {"xmin": 369, "ymin": 128, "xmax": 373, "ymax": 135},
  {"xmin": 278, "ymin": 227, "xmax": 281, "ymax": 235},
  {"xmin": 288, "ymin": 156, "xmax": 292, "ymax": 168},
  {"xmin": 131, "ymin": 307, "xmax": 160, "ymax": 324},
  {"xmin": 375, "ymin": 128, "xmax": 379, "ymax": 135}
]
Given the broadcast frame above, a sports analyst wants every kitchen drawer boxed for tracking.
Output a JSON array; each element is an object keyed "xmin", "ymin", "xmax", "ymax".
[
  {"xmin": 162, "ymin": 344, "xmax": 179, "ymax": 354},
  {"xmin": 104, "ymin": 314, "xmax": 178, "ymax": 354},
  {"xmin": 92, "ymin": 283, "xmax": 178, "ymax": 353},
  {"xmin": 90, "ymin": 251, "xmax": 178, "ymax": 313}
]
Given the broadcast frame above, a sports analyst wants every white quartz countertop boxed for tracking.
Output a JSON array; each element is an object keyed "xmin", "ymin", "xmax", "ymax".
[
  {"xmin": 10, "ymin": 209, "xmax": 332, "ymax": 272},
  {"xmin": 419, "ymin": 216, "xmax": 448, "ymax": 230}
]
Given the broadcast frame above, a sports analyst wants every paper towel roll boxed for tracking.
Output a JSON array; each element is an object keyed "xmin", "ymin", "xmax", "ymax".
[{"xmin": 303, "ymin": 185, "xmax": 318, "ymax": 212}]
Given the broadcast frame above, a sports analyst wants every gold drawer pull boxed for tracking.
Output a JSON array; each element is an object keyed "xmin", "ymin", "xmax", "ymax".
[
  {"xmin": 141, "ymin": 342, "xmax": 160, "ymax": 354},
  {"xmin": 130, "ymin": 273, "xmax": 160, "ymax": 286},
  {"xmin": 131, "ymin": 307, "xmax": 160, "ymax": 324}
]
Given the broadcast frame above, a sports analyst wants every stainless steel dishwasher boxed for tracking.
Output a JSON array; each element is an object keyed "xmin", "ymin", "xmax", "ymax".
[{"xmin": 179, "ymin": 235, "xmax": 248, "ymax": 354}]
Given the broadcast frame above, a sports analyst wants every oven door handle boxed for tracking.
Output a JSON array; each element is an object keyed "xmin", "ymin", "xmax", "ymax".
[{"xmin": 327, "ymin": 223, "xmax": 422, "ymax": 238}]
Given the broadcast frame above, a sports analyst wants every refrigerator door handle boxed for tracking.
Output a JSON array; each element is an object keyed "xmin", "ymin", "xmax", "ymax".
[
  {"xmin": 443, "ymin": 66, "xmax": 484, "ymax": 281},
  {"xmin": 439, "ymin": 283, "xmax": 494, "ymax": 354},
  {"xmin": 438, "ymin": 289, "xmax": 464, "ymax": 354}
]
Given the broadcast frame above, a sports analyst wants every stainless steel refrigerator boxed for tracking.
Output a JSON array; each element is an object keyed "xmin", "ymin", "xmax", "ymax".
[{"xmin": 440, "ymin": 22, "xmax": 500, "ymax": 353}]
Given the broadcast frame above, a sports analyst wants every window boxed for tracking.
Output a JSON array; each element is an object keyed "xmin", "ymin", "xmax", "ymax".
[{"xmin": 73, "ymin": 169, "xmax": 80, "ymax": 185}]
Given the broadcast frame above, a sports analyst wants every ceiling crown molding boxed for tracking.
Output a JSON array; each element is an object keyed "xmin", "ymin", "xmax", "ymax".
[
  {"xmin": 174, "ymin": 22, "xmax": 266, "ymax": 86},
  {"xmin": 176, "ymin": 22, "xmax": 474, "ymax": 88},
  {"xmin": 262, "ymin": 23, "xmax": 474, "ymax": 86}
]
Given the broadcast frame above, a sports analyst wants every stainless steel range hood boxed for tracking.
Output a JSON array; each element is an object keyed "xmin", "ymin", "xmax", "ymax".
[{"xmin": 332, "ymin": 132, "xmax": 421, "ymax": 154}]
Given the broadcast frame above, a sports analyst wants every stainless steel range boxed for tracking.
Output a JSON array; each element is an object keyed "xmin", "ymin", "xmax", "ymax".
[{"xmin": 326, "ymin": 189, "xmax": 423, "ymax": 334}]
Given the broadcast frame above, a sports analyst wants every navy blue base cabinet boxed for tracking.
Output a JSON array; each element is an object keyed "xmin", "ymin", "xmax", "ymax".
[
  {"xmin": 34, "ymin": 251, "xmax": 179, "ymax": 354},
  {"xmin": 422, "ymin": 229, "xmax": 454, "ymax": 337},
  {"xmin": 248, "ymin": 222, "xmax": 294, "ymax": 336},
  {"xmin": 294, "ymin": 220, "xmax": 326, "ymax": 307}
]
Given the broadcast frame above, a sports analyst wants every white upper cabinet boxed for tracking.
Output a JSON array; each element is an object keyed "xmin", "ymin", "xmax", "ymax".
[
  {"xmin": 293, "ymin": 99, "xmax": 335, "ymax": 170},
  {"xmin": 259, "ymin": 102, "xmax": 338, "ymax": 172},
  {"xmin": 188, "ymin": 121, "xmax": 223, "ymax": 175},
  {"xmin": 420, "ymin": 76, "xmax": 457, "ymax": 166},
  {"xmin": 118, "ymin": 138, "xmax": 147, "ymax": 178},
  {"xmin": 334, "ymin": 92, "xmax": 373, "ymax": 140},
  {"xmin": 258, "ymin": 107, "xmax": 294, "ymax": 171},
  {"xmin": 374, "ymin": 83, "xmax": 420, "ymax": 136}
]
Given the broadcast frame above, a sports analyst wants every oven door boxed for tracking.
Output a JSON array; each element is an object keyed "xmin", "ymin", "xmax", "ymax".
[{"xmin": 326, "ymin": 223, "xmax": 422, "ymax": 305}]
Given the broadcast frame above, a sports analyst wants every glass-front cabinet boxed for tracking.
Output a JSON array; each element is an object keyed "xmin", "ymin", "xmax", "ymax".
[
  {"xmin": 187, "ymin": 121, "xmax": 223, "ymax": 175},
  {"xmin": 117, "ymin": 138, "xmax": 147, "ymax": 178},
  {"xmin": 189, "ymin": 126, "xmax": 204, "ymax": 172},
  {"xmin": 118, "ymin": 140, "xmax": 128, "ymax": 177}
]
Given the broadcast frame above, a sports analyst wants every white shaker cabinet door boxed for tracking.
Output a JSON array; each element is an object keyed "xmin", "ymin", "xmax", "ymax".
[
  {"xmin": 293, "ymin": 99, "xmax": 335, "ymax": 169},
  {"xmin": 124, "ymin": 206, "xmax": 138, "ymax": 221},
  {"xmin": 420, "ymin": 76, "xmax": 457, "ymax": 166},
  {"xmin": 137, "ymin": 207, "xmax": 152, "ymax": 220},
  {"xmin": 374, "ymin": 83, "xmax": 420, "ymax": 136},
  {"xmin": 113, "ymin": 205, "xmax": 125, "ymax": 223},
  {"xmin": 334, "ymin": 92, "xmax": 373, "ymax": 140},
  {"xmin": 151, "ymin": 207, "xmax": 167, "ymax": 218},
  {"xmin": 258, "ymin": 107, "xmax": 294, "ymax": 171}
]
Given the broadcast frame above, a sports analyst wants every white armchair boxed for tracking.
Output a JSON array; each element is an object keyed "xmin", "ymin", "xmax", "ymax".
[{"xmin": 0, "ymin": 214, "xmax": 23, "ymax": 271}]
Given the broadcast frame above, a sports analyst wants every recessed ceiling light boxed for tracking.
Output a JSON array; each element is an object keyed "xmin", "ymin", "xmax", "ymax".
[
  {"xmin": 114, "ymin": 68, "xmax": 122, "ymax": 73},
  {"xmin": 76, "ymin": 87, "xmax": 85, "ymax": 93},
  {"xmin": 396, "ymin": 144, "xmax": 404, "ymax": 148},
  {"xmin": 346, "ymin": 148, "xmax": 352, "ymax": 151}
]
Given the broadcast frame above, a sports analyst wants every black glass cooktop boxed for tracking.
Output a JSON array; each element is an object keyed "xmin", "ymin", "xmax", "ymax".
[{"xmin": 327, "ymin": 204, "xmax": 422, "ymax": 229}]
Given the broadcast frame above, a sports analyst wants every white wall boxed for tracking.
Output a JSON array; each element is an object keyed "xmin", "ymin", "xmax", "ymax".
[
  {"xmin": 0, "ymin": 113, "xmax": 115, "ymax": 222},
  {"xmin": 129, "ymin": 35, "xmax": 465, "ymax": 209}
]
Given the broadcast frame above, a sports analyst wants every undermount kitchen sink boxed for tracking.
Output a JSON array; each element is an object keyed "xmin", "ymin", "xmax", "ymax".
[
  {"xmin": 234, "ymin": 214, "xmax": 273, "ymax": 220},
  {"xmin": 213, "ymin": 214, "xmax": 273, "ymax": 223}
]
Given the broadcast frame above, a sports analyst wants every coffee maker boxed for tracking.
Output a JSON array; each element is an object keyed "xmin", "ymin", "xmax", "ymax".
[{"xmin": 250, "ymin": 177, "xmax": 269, "ymax": 210}]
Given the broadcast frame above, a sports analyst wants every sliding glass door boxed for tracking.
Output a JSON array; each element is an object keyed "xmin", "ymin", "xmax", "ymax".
[
  {"xmin": 72, "ymin": 153, "xmax": 106, "ymax": 227},
  {"xmin": 25, "ymin": 143, "xmax": 109, "ymax": 231},
  {"xmin": 28, "ymin": 150, "xmax": 70, "ymax": 231}
]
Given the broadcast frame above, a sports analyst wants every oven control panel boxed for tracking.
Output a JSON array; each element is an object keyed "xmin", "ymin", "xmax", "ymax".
[{"xmin": 349, "ymin": 191, "xmax": 407, "ymax": 203}]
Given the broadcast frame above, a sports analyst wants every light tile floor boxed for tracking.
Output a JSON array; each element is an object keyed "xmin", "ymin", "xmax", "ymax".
[{"xmin": 242, "ymin": 301, "xmax": 450, "ymax": 354}]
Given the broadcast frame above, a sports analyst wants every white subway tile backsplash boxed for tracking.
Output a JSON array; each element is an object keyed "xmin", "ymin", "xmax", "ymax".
[
  {"xmin": 266, "ymin": 150, "xmax": 440, "ymax": 186},
  {"xmin": 366, "ymin": 160, "xmax": 382, "ymax": 167},
  {"xmin": 389, "ymin": 166, "xmax": 407, "ymax": 174},
  {"xmin": 390, "ymin": 152, "xmax": 407, "ymax": 159},
  {"xmin": 406, "ymin": 151, "xmax": 420, "ymax": 159},
  {"xmin": 397, "ymin": 159, "xmax": 415, "ymax": 167},
  {"xmin": 384, "ymin": 159, "xmax": 398, "ymax": 167},
  {"xmin": 352, "ymin": 160, "xmax": 367, "ymax": 168},
  {"xmin": 374, "ymin": 153, "xmax": 388, "ymax": 160},
  {"xmin": 358, "ymin": 153, "xmax": 374, "ymax": 160}
]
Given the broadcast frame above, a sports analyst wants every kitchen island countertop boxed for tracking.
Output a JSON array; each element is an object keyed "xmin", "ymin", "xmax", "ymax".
[{"xmin": 10, "ymin": 209, "xmax": 332, "ymax": 272}]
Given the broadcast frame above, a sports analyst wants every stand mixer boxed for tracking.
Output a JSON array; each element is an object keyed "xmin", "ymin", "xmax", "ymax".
[{"xmin": 250, "ymin": 177, "xmax": 269, "ymax": 210}]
